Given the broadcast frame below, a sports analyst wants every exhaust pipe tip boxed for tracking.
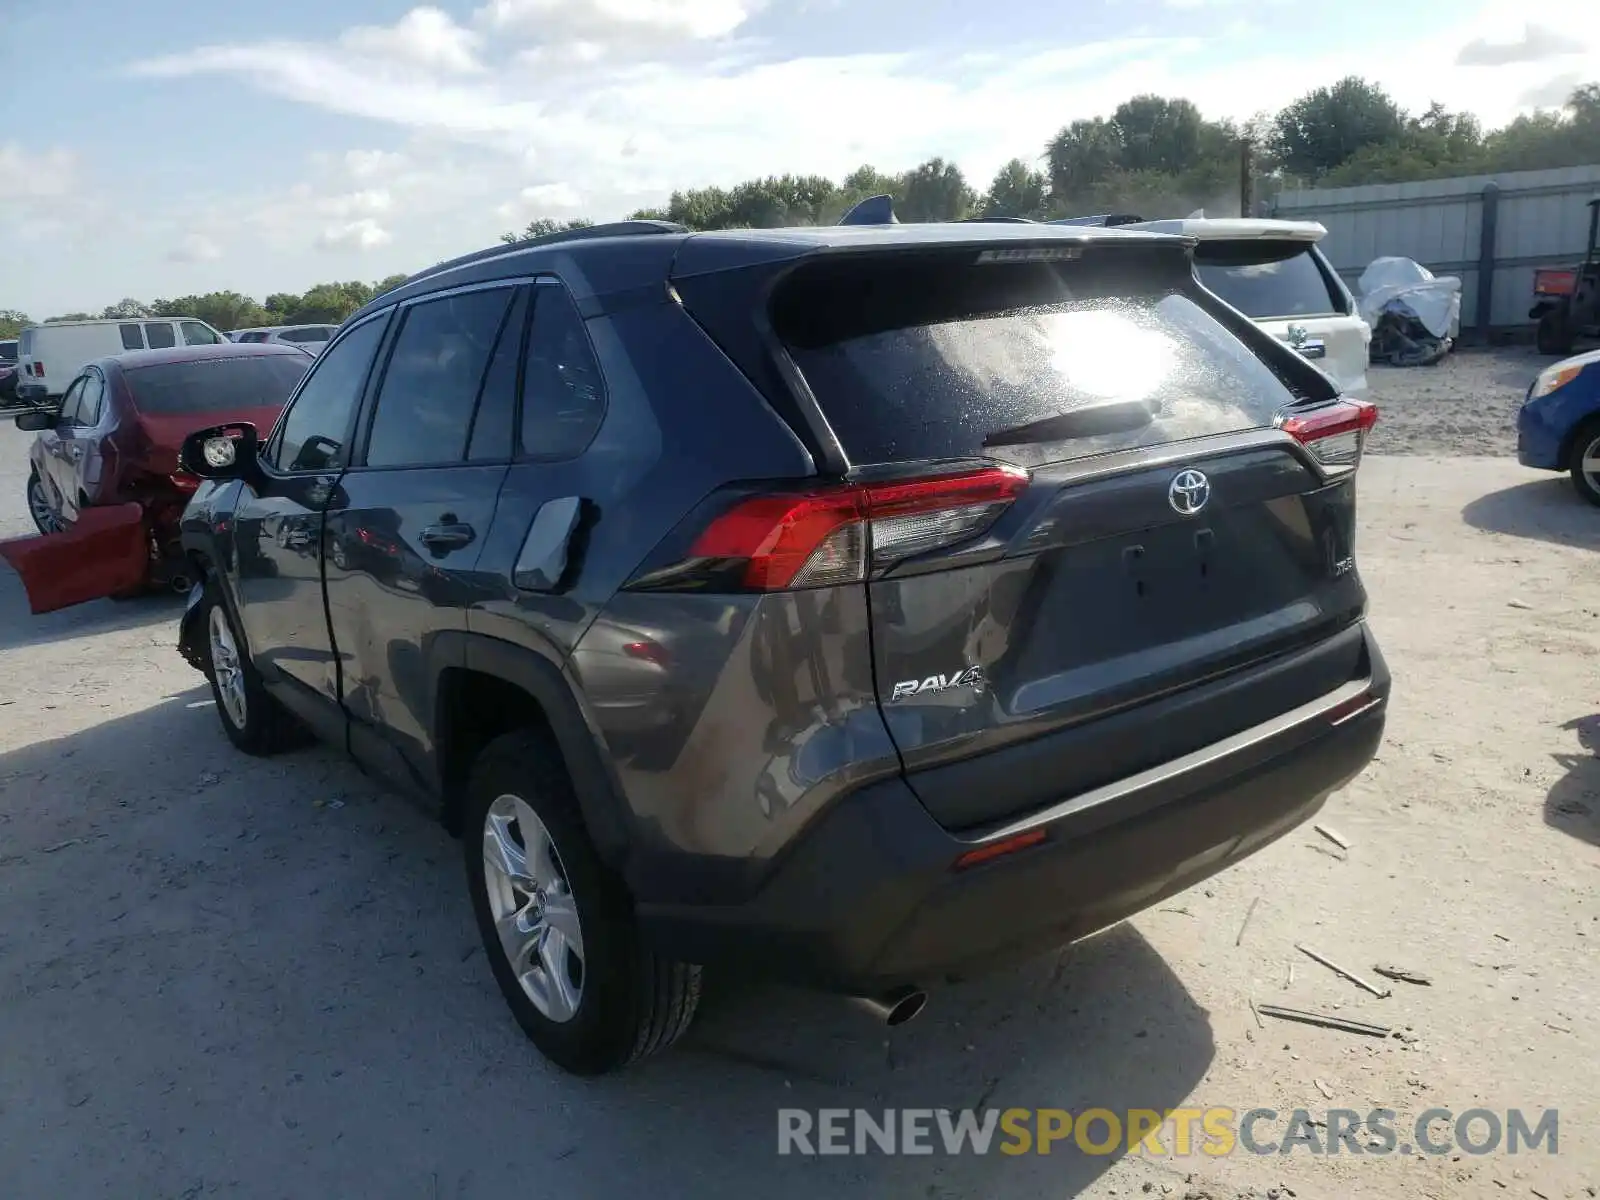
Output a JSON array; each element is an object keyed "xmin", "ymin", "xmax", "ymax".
[
  {"xmin": 169, "ymin": 574, "xmax": 193, "ymax": 594},
  {"xmin": 849, "ymin": 986, "xmax": 927, "ymax": 1027}
]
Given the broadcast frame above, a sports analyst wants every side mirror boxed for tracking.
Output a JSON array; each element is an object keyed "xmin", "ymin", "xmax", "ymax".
[
  {"xmin": 14, "ymin": 409, "xmax": 56, "ymax": 432},
  {"xmin": 180, "ymin": 422, "xmax": 261, "ymax": 482}
]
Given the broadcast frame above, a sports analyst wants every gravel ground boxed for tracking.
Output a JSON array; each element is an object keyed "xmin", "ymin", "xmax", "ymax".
[
  {"xmin": 1, "ymin": 361, "xmax": 1598, "ymax": 1199},
  {"xmin": 1365, "ymin": 345, "xmax": 1554, "ymax": 459}
]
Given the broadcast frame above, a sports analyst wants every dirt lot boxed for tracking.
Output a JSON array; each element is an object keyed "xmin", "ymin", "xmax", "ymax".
[{"xmin": 0, "ymin": 348, "xmax": 1597, "ymax": 1199}]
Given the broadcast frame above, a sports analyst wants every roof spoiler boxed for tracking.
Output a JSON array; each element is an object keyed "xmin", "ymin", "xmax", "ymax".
[
  {"xmin": 1047, "ymin": 213, "xmax": 1145, "ymax": 227},
  {"xmin": 838, "ymin": 194, "xmax": 899, "ymax": 225}
]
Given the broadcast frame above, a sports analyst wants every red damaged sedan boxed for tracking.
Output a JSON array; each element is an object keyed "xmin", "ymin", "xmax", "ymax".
[{"xmin": 2, "ymin": 342, "xmax": 310, "ymax": 613}]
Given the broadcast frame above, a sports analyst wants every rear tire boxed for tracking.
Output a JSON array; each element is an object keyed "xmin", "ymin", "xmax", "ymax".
[
  {"xmin": 464, "ymin": 727, "xmax": 701, "ymax": 1075},
  {"xmin": 1538, "ymin": 308, "xmax": 1575, "ymax": 356},
  {"xmin": 1568, "ymin": 420, "xmax": 1600, "ymax": 508},
  {"xmin": 199, "ymin": 581, "xmax": 308, "ymax": 755}
]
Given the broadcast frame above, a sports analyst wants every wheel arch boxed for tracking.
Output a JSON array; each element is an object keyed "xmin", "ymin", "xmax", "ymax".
[
  {"xmin": 1557, "ymin": 410, "xmax": 1600, "ymax": 471},
  {"xmin": 434, "ymin": 634, "xmax": 635, "ymax": 874}
]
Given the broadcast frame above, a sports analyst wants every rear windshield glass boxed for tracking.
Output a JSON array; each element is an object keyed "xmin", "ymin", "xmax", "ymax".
[
  {"xmin": 1193, "ymin": 242, "xmax": 1345, "ymax": 319},
  {"xmin": 124, "ymin": 354, "xmax": 310, "ymax": 415},
  {"xmin": 775, "ymin": 255, "xmax": 1302, "ymax": 468},
  {"xmin": 0, "ymin": 340, "xmax": 16, "ymax": 361}
]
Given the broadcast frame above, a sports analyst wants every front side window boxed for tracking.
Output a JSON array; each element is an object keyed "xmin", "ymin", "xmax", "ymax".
[
  {"xmin": 364, "ymin": 287, "xmax": 514, "ymax": 468},
  {"xmin": 143, "ymin": 322, "xmax": 177, "ymax": 350},
  {"xmin": 180, "ymin": 321, "xmax": 221, "ymax": 346},
  {"xmin": 520, "ymin": 281, "xmax": 605, "ymax": 460},
  {"xmin": 119, "ymin": 324, "xmax": 144, "ymax": 351},
  {"xmin": 75, "ymin": 372, "xmax": 105, "ymax": 426},
  {"xmin": 271, "ymin": 317, "xmax": 387, "ymax": 473},
  {"xmin": 56, "ymin": 377, "xmax": 86, "ymax": 423}
]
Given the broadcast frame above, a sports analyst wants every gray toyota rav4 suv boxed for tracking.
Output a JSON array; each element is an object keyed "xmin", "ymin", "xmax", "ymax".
[{"xmin": 174, "ymin": 218, "xmax": 1388, "ymax": 1074}]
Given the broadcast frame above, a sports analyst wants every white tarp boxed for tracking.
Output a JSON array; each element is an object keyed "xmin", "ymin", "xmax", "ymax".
[{"xmin": 1357, "ymin": 257, "xmax": 1462, "ymax": 340}]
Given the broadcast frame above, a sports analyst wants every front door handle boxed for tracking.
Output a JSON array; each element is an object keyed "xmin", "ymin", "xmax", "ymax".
[{"xmin": 419, "ymin": 521, "xmax": 475, "ymax": 554}]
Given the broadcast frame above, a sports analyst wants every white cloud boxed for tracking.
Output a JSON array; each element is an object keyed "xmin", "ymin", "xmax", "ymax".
[
  {"xmin": 1456, "ymin": 23, "xmax": 1578, "ymax": 66},
  {"xmin": 344, "ymin": 148, "xmax": 410, "ymax": 180},
  {"xmin": 167, "ymin": 233, "xmax": 223, "ymax": 263},
  {"xmin": 0, "ymin": 144, "xmax": 78, "ymax": 203},
  {"xmin": 318, "ymin": 188, "xmax": 394, "ymax": 218},
  {"xmin": 476, "ymin": 0, "xmax": 754, "ymax": 42},
  {"xmin": 319, "ymin": 218, "xmax": 393, "ymax": 251},
  {"xmin": 341, "ymin": 6, "xmax": 484, "ymax": 74}
]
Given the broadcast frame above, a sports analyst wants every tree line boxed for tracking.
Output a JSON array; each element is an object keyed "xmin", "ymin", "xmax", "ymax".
[{"xmin": 6, "ymin": 76, "xmax": 1597, "ymax": 338}]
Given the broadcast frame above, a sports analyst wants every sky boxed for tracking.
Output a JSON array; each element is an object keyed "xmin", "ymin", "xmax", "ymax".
[{"xmin": 2, "ymin": 0, "xmax": 1596, "ymax": 318}]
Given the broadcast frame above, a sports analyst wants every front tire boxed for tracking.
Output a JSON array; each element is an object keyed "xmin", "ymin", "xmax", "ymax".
[
  {"xmin": 464, "ymin": 728, "xmax": 700, "ymax": 1075},
  {"xmin": 26, "ymin": 470, "xmax": 63, "ymax": 534},
  {"xmin": 200, "ymin": 582, "xmax": 307, "ymax": 755}
]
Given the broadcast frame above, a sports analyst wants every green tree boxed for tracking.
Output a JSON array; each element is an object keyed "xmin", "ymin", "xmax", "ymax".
[
  {"xmin": 1113, "ymin": 95, "xmax": 1206, "ymax": 175},
  {"xmin": 0, "ymin": 310, "xmax": 31, "ymax": 338},
  {"xmin": 983, "ymin": 158, "xmax": 1049, "ymax": 218},
  {"xmin": 45, "ymin": 312, "xmax": 94, "ymax": 322},
  {"xmin": 101, "ymin": 298, "xmax": 152, "ymax": 319},
  {"xmin": 1046, "ymin": 117, "xmax": 1124, "ymax": 199},
  {"xmin": 898, "ymin": 158, "xmax": 977, "ymax": 222},
  {"xmin": 1272, "ymin": 76, "xmax": 1406, "ymax": 180},
  {"xmin": 499, "ymin": 216, "xmax": 596, "ymax": 244}
]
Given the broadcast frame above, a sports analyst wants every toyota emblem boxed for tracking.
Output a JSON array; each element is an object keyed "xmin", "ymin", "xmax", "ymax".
[{"xmin": 1168, "ymin": 468, "xmax": 1210, "ymax": 516}]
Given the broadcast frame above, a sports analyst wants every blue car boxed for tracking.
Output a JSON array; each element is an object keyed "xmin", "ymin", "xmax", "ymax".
[{"xmin": 1518, "ymin": 348, "xmax": 1600, "ymax": 505}]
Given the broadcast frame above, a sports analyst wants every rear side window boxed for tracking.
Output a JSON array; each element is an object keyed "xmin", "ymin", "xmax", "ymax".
[
  {"xmin": 125, "ymin": 355, "xmax": 310, "ymax": 415},
  {"xmin": 364, "ymin": 287, "xmax": 515, "ymax": 467},
  {"xmin": 240, "ymin": 331, "xmax": 270, "ymax": 343},
  {"xmin": 1193, "ymin": 242, "xmax": 1346, "ymax": 319},
  {"xmin": 774, "ymin": 253, "xmax": 1302, "ymax": 469},
  {"xmin": 144, "ymin": 322, "xmax": 177, "ymax": 349},
  {"xmin": 119, "ymin": 324, "xmax": 144, "ymax": 351},
  {"xmin": 181, "ymin": 321, "xmax": 221, "ymax": 346},
  {"xmin": 520, "ymin": 281, "xmax": 605, "ymax": 460}
]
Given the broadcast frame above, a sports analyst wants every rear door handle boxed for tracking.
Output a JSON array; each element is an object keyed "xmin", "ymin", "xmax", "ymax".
[{"xmin": 419, "ymin": 521, "xmax": 475, "ymax": 553}]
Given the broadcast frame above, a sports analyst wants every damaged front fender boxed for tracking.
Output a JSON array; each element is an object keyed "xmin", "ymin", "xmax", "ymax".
[{"xmin": 0, "ymin": 503, "xmax": 151, "ymax": 614}]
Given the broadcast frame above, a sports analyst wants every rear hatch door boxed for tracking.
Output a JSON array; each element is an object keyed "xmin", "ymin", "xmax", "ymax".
[{"xmin": 764, "ymin": 241, "xmax": 1374, "ymax": 831}]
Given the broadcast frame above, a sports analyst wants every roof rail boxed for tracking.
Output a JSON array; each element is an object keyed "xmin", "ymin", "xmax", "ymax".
[
  {"xmin": 839, "ymin": 194, "xmax": 898, "ymax": 226},
  {"xmin": 1047, "ymin": 213, "xmax": 1145, "ymax": 227},
  {"xmin": 962, "ymin": 215, "xmax": 1039, "ymax": 224},
  {"xmin": 400, "ymin": 219, "xmax": 689, "ymax": 291}
]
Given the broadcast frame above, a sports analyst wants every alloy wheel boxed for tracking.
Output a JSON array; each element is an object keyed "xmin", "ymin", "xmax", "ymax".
[
  {"xmin": 481, "ymin": 794, "xmax": 586, "ymax": 1023},
  {"xmin": 208, "ymin": 604, "xmax": 249, "ymax": 730},
  {"xmin": 27, "ymin": 476, "xmax": 63, "ymax": 534},
  {"xmin": 1580, "ymin": 434, "xmax": 1600, "ymax": 499}
]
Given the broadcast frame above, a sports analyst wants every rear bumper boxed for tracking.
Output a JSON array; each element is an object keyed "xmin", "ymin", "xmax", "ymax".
[{"xmin": 637, "ymin": 628, "xmax": 1389, "ymax": 992}]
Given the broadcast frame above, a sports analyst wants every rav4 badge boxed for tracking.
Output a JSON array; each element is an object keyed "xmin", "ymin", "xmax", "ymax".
[{"xmin": 889, "ymin": 666, "xmax": 986, "ymax": 702}]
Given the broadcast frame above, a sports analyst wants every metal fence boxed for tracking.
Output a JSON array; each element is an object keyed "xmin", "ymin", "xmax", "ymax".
[{"xmin": 1271, "ymin": 164, "xmax": 1600, "ymax": 336}]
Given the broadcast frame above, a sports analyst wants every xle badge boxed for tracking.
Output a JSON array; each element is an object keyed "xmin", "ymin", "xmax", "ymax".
[{"xmin": 890, "ymin": 666, "xmax": 986, "ymax": 703}]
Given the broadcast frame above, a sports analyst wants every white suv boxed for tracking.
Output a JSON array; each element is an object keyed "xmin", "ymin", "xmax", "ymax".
[
  {"xmin": 227, "ymin": 324, "xmax": 337, "ymax": 354},
  {"xmin": 1120, "ymin": 218, "xmax": 1371, "ymax": 399}
]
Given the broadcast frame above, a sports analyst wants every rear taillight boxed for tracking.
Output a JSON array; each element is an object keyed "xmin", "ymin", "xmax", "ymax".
[
  {"xmin": 170, "ymin": 472, "xmax": 200, "ymax": 492},
  {"xmin": 636, "ymin": 464, "xmax": 1029, "ymax": 593},
  {"xmin": 1278, "ymin": 399, "xmax": 1377, "ymax": 472}
]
